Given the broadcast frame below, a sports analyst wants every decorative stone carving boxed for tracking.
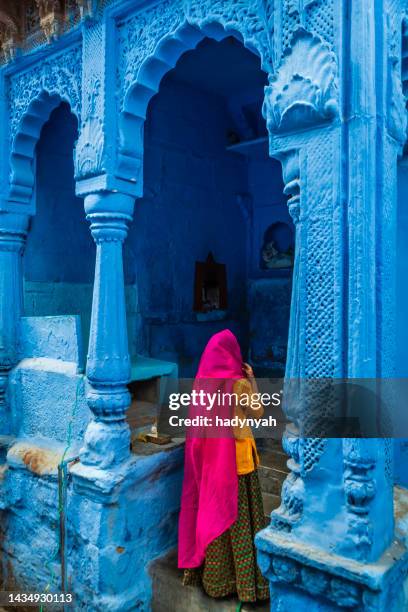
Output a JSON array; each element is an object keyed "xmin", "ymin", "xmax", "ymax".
[
  {"xmin": 268, "ymin": 150, "xmax": 306, "ymax": 532},
  {"xmin": 118, "ymin": 0, "xmax": 184, "ymax": 106},
  {"xmin": 280, "ymin": 149, "xmax": 300, "ymax": 223},
  {"xmin": 343, "ymin": 440, "xmax": 376, "ymax": 561},
  {"xmin": 287, "ymin": 0, "xmax": 319, "ymax": 16},
  {"xmin": 0, "ymin": 14, "xmax": 18, "ymax": 62},
  {"xmin": 185, "ymin": 0, "xmax": 275, "ymax": 70},
  {"xmin": 388, "ymin": 30, "xmax": 407, "ymax": 145},
  {"xmin": 261, "ymin": 551, "xmax": 362, "ymax": 607},
  {"xmin": 118, "ymin": 0, "xmax": 274, "ymax": 109},
  {"xmin": 75, "ymin": 79, "xmax": 104, "ymax": 180},
  {"xmin": 271, "ymin": 425, "xmax": 305, "ymax": 531},
  {"xmin": 264, "ymin": 28, "xmax": 338, "ymax": 133},
  {"xmin": 35, "ymin": 0, "xmax": 63, "ymax": 42},
  {"xmin": 256, "ymin": 526, "xmax": 408, "ymax": 610},
  {"xmin": 8, "ymin": 44, "xmax": 82, "ymax": 139}
]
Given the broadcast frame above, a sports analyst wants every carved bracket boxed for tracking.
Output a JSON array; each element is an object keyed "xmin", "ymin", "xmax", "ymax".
[
  {"xmin": 280, "ymin": 150, "xmax": 300, "ymax": 223},
  {"xmin": 388, "ymin": 23, "xmax": 408, "ymax": 145},
  {"xmin": 270, "ymin": 425, "xmax": 305, "ymax": 531},
  {"xmin": 342, "ymin": 440, "xmax": 376, "ymax": 562},
  {"xmin": 264, "ymin": 28, "xmax": 339, "ymax": 134},
  {"xmin": 75, "ymin": 79, "xmax": 104, "ymax": 180}
]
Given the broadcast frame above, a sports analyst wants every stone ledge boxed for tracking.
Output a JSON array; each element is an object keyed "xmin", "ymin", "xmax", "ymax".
[
  {"xmin": 255, "ymin": 526, "xmax": 408, "ymax": 609},
  {"xmin": 70, "ymin": 440, "xmax": 184, "ymax": 503},
  {"xmin": 6, "ymin": 439, "xmax": 68, "ymax": 477}
]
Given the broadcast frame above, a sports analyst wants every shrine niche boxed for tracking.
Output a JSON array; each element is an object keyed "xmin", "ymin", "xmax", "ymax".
[
  {"xmin": 194, "ymin": 252, "xmax": 228, "ymax": 314},
  {"xmin": 260, "ymin": 221, "xmax": 294, "ymax": 270}
]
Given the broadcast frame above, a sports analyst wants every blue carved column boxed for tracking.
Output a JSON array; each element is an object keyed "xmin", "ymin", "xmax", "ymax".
[
  {"xmin": 70, "ymin": 9, "xmax": 138, "ymax": 476},
  {"xmin": 79, "ymin": 191, "xmax": 133, "ymax": 470},
  {"xmin": 255, "ymin": 2, "xmax": 408, "ymax": 610},
  {"xmin": 0, "ymin": 212, "xmax": 28, "ymax": 434},
  {"xmin": 269, "ymin": 150, "xmax": 305, "ymax": 531}
]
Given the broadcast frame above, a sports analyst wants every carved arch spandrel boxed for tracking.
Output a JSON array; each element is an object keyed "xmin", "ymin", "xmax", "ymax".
[
  {"xmin": 6, "ymin": 44, "xmax": 81, "ymax": 207},
  {"xmin": 263, "ymin": 27, "xmax": 339, "ymax": 134},
  {"xmin": 116, "ymin": 6, "xmax": 339, "ymax": 188},
  {"xmin": 9, "ymin": 90, "xmax": 79, "ymax": 206},
  {"xmin": 116, "ymin": 0, "xmax": 275, "ymax": 189}
]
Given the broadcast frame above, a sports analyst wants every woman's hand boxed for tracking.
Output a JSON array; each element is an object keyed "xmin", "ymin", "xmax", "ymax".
[
  {"xmin": 242, "ymin": 362, "xmax": 255, "ymax": 379},
  {"xmin": 242, "ymin": 362, "xmax": 261, "ymax": 413}
]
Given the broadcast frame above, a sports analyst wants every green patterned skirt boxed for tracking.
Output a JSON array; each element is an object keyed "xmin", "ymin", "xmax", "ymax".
[{"xmin": 201, "ymin": 470, "xmax": 269, "ymax": 602}]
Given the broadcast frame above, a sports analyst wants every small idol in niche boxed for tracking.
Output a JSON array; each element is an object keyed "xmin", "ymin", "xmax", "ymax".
[{"xmin": 260, "ymin": 221, "xmax": 294, "ymax": 270}]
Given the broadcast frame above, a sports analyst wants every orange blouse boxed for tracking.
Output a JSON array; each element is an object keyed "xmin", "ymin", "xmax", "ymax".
[{"xmin": 232, "ymin": 378, "xmax": 263, "ymax": 475}]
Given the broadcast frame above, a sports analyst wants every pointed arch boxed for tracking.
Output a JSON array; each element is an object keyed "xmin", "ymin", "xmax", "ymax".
[
  {"xmin": 117, "ymin": 20, "xmax": 268, "ymax": 189},
  {"xmin": 9, "ymin": 90, "xmax": 79, "ymax": 205}
]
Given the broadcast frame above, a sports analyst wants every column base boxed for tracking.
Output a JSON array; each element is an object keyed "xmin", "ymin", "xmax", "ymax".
[
  {"xmin": 256, "ymin": 525, "xmax": 408, "ymax": 611},
  {"xmin": 80, "ymin": 418, "xmax": 131, "ymax": 470}
]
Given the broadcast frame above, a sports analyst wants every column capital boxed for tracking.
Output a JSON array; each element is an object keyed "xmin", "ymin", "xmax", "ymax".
[
  {"xmin": 84, "ymin": 191, "xmax": 134, "ymax": 244},
  {"xmin": 0, "ymin": 212, "xmax": 29, "ymax": 253},
  {"xmin": 84, "ymin": 191, "xmax": 135, "ymax": 217}
]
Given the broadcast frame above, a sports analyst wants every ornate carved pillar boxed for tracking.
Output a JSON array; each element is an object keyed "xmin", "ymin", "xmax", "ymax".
[
  {"xmin": 269, "ymin": 150, "xmax": 305, "ymax": 532},
  {"xmin": 0, "ymin": 212, "xmax": 28, "ymax": 433},
  {"xmin": 255, "ymin": 1, "xmax": 408, "ymax": 610},
  {"xmin": 79, "ymin": 191, "xmax": 133, "ymax": 470}
]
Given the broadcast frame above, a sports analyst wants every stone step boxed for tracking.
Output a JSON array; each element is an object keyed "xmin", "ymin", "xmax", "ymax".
[
  {"xmin": 150, "ymin": 550, "xmax": 269, "ymax": 612},
  {"xmin": 258, "ymin": 449, "xmax": 289, "ymax": 473},
  {"xmin": 258, "ymin": 466, "xmax": 287, "ymax": 496},
  {"xmin": 257, "ymin": 443, "xmax": 289, "ymax": 502},
  {"xmin": 262, "ymin": 491, "xmax": 281, "ymax": 517}
]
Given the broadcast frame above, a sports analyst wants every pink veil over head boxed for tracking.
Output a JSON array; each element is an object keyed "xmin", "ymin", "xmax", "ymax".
[{"xmin": 178, "ymin": 329, "xmax": 243, "ymax": 568}]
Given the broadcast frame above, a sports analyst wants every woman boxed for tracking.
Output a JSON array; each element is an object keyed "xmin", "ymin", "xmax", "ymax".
[{"xmin": 178, "ymin": 329, "xmax": 269, "ymax": 606}]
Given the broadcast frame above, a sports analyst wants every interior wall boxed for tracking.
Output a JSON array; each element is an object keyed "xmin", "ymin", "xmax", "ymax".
[
  {"xmin": 395, "ymin": 161, "xmax": 408, "ymax": 487},
  {"xmin": 397, "ymin": 162, "xmax": 408, "ymax": 377},
  {"xmin": 125, "ymin": 76, "xmax": 249, "ymax": 377},
  {"xmin": 23, "ymin": 103, "xmax": 95, "ymax": 351},
  {"xmin": 124, "ymin": 37, "xmax": 296, "ymax": 377},
  {"xmin": 248, "ymin": 155, "xmax": 289, "ymax": 274},
  {"xmin": 247, "ymin": 155, "xmax": 293, "ymax": 376}
]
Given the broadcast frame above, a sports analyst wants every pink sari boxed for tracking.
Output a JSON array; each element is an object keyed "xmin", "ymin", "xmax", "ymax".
[{"xmin": 178, "ymin": 329, "xmax": 243, "ymax": 568}]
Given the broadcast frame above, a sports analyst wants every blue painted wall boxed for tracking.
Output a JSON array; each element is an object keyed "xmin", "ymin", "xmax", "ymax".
[
  {"xmin": 23, "ymin": 104, "xmax": 95, "ymax": 352},
  {"xmin": 125, "ymin": 75, "xmax": 249, "ymax": 376},
  {"xmin": 248, "ymin": 154, "xmax": 291, "ymax": 276},
  {"xmin": 397, "ymin": 162, "xmax": 408, "ymax": 377},
  {"xmin": 25, "ymin": 103, "xmax": 94, "ymax": 284}
]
